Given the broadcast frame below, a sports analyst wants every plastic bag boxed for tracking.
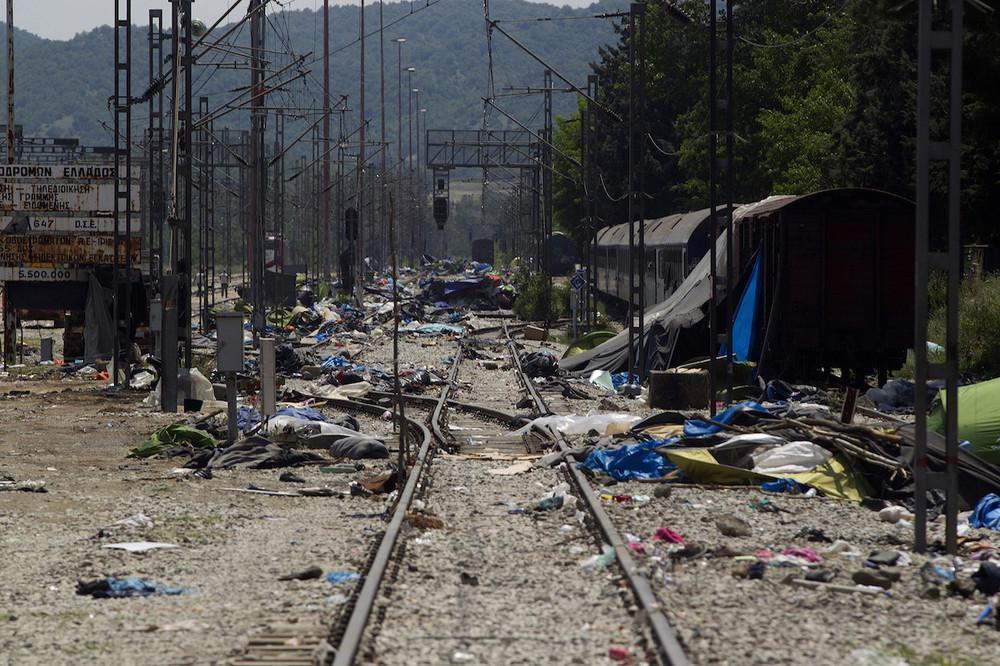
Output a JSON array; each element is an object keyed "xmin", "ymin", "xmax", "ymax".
[{"xmin": 751, "ymin": 441, "xmax": 832, "ymax": 475}]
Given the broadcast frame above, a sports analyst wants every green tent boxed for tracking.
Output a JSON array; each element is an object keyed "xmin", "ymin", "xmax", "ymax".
[
  {"xmin": 928, "ymin": 377, "xmax": 1000, "ymax": 464},
  {"xmin": 562, "ymin": 330, "xmax": 617, "ymax": 359}
]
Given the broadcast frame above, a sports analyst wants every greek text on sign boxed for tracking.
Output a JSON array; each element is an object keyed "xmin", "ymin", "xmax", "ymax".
[
  {"xmin": 0, "ymin": 215, "xmax": 142, "ymax": 234},
  {"xmin": 0, "ymin": 164, "xmax": 139, "ymax": 179},
  {"xmin": 0, "ymin": 235, "xmax": 140, "ymax": 266},
  {"xmin": 0, "ymin": 182, "xmax": 139, "ymax": 213}
]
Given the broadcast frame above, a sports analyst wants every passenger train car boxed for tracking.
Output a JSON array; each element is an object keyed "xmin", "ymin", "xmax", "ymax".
[{"xmin": 595, "ymin": 209, "xmax": 716, "ymax": 308}]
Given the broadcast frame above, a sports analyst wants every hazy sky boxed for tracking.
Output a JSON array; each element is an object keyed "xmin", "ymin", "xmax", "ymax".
[{"xmin": 12, "ymin": 0, "xmax": 596, "ymax": 41}]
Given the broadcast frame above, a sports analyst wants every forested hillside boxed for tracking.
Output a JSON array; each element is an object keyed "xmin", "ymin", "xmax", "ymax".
[
  {"xmin": 0, "ymin": 0, "xmax": 626, "ymax": 147},
  {"xmin": 554, "ymin": 0, "xmax": 1000, "ymax": 246}
]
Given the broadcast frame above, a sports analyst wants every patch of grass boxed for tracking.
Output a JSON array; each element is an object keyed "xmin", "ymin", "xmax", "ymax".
[{"xmin": 894, "ymin": 644, "xmax": 983, "ymax": 666}]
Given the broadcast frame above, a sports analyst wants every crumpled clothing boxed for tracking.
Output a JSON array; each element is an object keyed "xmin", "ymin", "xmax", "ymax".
[
  {"xmin": 781, "ymin": 547, "xmax": 823, "ymax": 563},
  {"xmin": 970, "ymin": 493, "xmax": 1000, "ymax": 531},
  {"xmin": 128, "ymin": 424, "xmax": 217, "ymax": 459},
  {"xmin": 76, "ymin": 577, "xmax": 190, "ymax": 599},
  {"xmin": 651, "ymin": 527, "xmax": 685, "ymax": 544},
  {"xmin": 522, "ymin": 350, "xmax": 559, "ymax": 378},
  {"xmin": 327, "ymin": 436, "xmax": 389, "ymax": 460}
]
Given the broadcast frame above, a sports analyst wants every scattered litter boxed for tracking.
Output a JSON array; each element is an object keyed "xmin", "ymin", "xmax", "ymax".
[
  {"xmin": 406, "ymin": 512, "xmax": 445, "ymax": 529},
  {"xmin": 102, "ymin": 542, "xmax": 179, "ymax": 553},
  {"xmin": 325, "ymin": 571, "xmax": 360, "ymax": 586},
  {"xmin": 76, "ymin": 577, "xmax": 191, "ymax": 599},
  {"xmin": 280, "ymin": 566, "xmax": 324, "ymax": 581},
  {"xmin": 488, "ymin": 460, "xmax": 533, "ymax": 476},
  {"xmin": 579, "ymin": 544, "xmax": 616, "ymax": 569}
]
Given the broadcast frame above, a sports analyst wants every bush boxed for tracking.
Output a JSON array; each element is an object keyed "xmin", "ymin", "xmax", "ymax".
[
  {"xmin": 513, "ymin": 273, "xmax": 569, "ymax": 321},
  {"xmin": 927, "ymin": 273, "xmax": 1000, "ymax": 378}
]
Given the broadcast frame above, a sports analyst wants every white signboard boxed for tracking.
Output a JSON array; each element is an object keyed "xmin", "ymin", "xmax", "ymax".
[
  {"xmin": 0, "ymin": 182, "xmax": 139, "ymax": 213},
  {"xmin": 0, "ymin": 164, "xmax": 140, "ymax": 180},
  {"xmin": 0, "ymin": 215, "xmax": 141, "ymax": 234},
  {"xmin": 0, "ymin": 266, "xmax": 88, "ymax": 282}
]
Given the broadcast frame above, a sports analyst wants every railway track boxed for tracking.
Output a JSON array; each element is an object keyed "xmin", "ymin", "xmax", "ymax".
[{"xmin": 313, "ymin": 317, "xmax": 690, "ymax": 665}]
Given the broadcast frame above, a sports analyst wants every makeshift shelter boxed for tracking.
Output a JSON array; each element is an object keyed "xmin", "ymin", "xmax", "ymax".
[{"xmin": 928, "ymin": 377, "xmax": 1000, "ymax": 463}]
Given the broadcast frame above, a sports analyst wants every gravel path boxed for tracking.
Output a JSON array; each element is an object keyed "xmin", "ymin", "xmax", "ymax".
[
  {"xmin": 365, "ymin": 459, "xmax": 648, "ymax": 665},
  {"xmin": 595, "ymin": 481, "xmax": 1000, "ymax": 665}
]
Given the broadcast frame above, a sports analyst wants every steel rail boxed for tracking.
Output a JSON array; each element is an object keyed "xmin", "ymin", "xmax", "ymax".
[
  {"xmin": 504, "ymin": 319, "xmax": 690, "ymax": 666},
  {"xmin": 329, "ymin": 408, "xmax": 434, "ymax": 666},
  {"xmin": 329, "ymin": 335, "xmax": 464, "ymax": 666}
]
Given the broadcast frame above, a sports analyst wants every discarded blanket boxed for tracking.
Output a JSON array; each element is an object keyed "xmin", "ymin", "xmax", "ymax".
[{"xmin": 191, "ymin": 436, "xmax": 325, "ymax": 470}]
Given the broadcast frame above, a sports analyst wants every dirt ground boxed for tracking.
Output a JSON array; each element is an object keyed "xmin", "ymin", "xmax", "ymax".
[{"xmin": 0, "ymin": 375, "xmax": 395, "ymax": 666}]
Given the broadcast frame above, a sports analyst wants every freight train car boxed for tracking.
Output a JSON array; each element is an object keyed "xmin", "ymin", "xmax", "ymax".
[
  {"xmin": 470, "ymin": 238, "xmax": 495, "ymax": 266},
  {"xmin": 587, "ymin": 188, "xmax": 914, "ymax": 380}
]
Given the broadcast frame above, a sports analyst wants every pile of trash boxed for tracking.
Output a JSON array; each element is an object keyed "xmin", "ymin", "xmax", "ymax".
[{"xmin": 129, "ymin": 403, "xmax": 391, "ymax": 475}]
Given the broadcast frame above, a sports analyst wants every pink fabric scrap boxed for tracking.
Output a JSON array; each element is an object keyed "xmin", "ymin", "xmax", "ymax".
[
  {"xmin": 781, "ymin": 546, "xmax": 823, "ymax": 563},
  {"xmin": 652, "ymin": 527, "xmax": 685, "ymax": 544}
]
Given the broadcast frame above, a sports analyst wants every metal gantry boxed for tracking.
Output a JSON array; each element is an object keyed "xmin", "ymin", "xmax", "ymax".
[{"xmin": 914, "ymin": 0, "xmax": 962, "ymax": 555}]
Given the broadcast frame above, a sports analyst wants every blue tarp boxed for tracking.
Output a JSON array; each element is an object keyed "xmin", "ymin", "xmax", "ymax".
[
  {"xmin": 731, "ymin": 251, "xmax": 763, "ymax": 362},
  {"xmin": 443, "ymin": 278, "xmax": 487, "ymax": 296},
  {"xmin": 683, "ymin": 400, "xmax": 772, "ymax": 437},
  {"xmin": 970, "ymin": 493, "xmax": 1000, "ymax": 531},
  {"xmin": 579, "ymin": 438, "xmax": 676, "ymax": 481}
]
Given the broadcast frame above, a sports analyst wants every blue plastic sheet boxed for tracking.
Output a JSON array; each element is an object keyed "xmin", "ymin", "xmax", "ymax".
[
  {"xmin": 322, "ymin": 355, "xmax": 351, "ymax": 370},
  {"xmin": 579, "ymin": 438, "xmax": 676, "ymax": 481},
  {"xmin": 970, "ymin": 493, "xmax": 1000, "ymax": 531},
  {"xmin": 611, "ymin": 372, "xmax": 629, "ymax": 390},
  {"xmin": 325, "ymin": 571, "xmax": 360, "ymax": 586},
  {"xmin": 683, "ymin": 401, "xmax": 772, "ymax": 437},
  {"xmin": 79, "ymin": 577, "xmax": 190, "ymax": 599},
  {"xmin": 761, "ymin": 478, "xmax": 810, "ymax": 494},
  {"xmin": 415, "ymin": 323, "xmax": 464, "ymax": 335},
  {"xmin": 730, "ymin": 251, "xmax": 763, "ymax": 362}
]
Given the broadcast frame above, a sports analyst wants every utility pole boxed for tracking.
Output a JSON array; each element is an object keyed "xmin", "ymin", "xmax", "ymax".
[
  {"xmin": 248, "ymin": 0, "xmax": 267, "ymax": 338},
  {"xmin": 636, "ymin": 2, "xmax": 647, "ymax": 380},
  {"xmin": 913, "ymin": 0, "xmax": 961, "ymax": 555},
  {"xmin": 113, "ymin": 0, "xmax": 133, "ymax": 387},
  {"xmin": 3, "ymin": 0, "xmax": 14, "ymax": 366},
  {"xmin": 379, "ymin": 1, "xmax": 388, "ymax": 273},
  {"xmin": 407, "ymin": 66, "xmax": 415, "ymax": 262},
  {"xmin": 708, "ymin": 0, "xmax": 735, "ymax": 414},
  {"xmin": 542, "ymin": 68, "xmax": 552, "ymax": 327},
  {"xmin": 395, "ymin": 38, "xmax": 405, "ymax": 263},
  {"xmin": 357, "ymin": 0, "xmax": 366, "ymax": 298},
  {"xmin": 587, "ymin": 73, "xmax": 599, "ymax": 331},
  {"xmin": 322, "ymin": 0, "xmax": 331, "ymax": 282},
  {"xmin": 147, "ymin": 9, "xmax": 164, "ymax": 293}
]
